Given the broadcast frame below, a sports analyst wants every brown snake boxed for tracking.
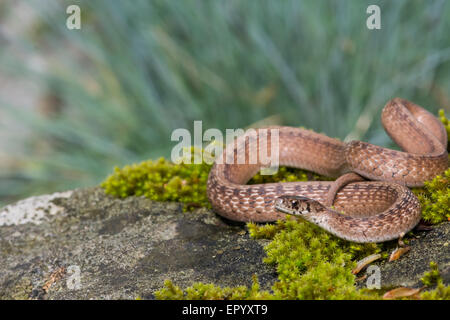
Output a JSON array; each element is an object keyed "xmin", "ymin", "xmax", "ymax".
[{"xmin": 206, "ymin": 98, "xmax": 448, "ymax": 243}]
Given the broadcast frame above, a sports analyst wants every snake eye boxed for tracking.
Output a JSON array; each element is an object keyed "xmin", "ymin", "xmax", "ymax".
[{"xmin": 274, "ymin": 195, "xmax": 313, "ymax": 216}]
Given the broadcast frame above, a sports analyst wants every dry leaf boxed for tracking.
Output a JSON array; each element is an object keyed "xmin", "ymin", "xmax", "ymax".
[
  {"xmin": 383, "ymin": 287, "xmax": 424, "ymax": 300},
  {"xmin": 352, "ymin": 253, "xmax": 382, "ymax": 275},
  {"xmin": 355, "ymin": 275, "xmax": 367, "ymax": 282},
  {"xmin": 389, "ymin": 246, "xmax": 411, "ymax": 262}
]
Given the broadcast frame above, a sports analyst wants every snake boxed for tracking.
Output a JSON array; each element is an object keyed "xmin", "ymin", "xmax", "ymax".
[{"xmin": 206, "ymin": 98, "xmax": 448, "ymax": 243}]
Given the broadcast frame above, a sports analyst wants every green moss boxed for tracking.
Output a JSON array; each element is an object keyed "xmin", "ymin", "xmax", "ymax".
[
  {"xmin": 247, "ymin": 220, "xmax": 289, "ymax": 240},
  {"xmin": 248, "ymin": 217, "xmax": 382, "ymax": 299},
  {"xmin": 413, "ymin": 168, "xmax": 450, "ymax": 224},
  {"xmin": 420, "ymin": 262, "xmax": 450, "ymax": 300},
  {"xmin": 420, "ymin": 261, "xmax": 441, "ymax": 287},
  {"xmin": 420, "ymin": 282, "xmax": 450, "ymax": 300},
  {"xmin": 439, "ymin": 109, "xmax": 450, "ymax": 145},
  {"xmin": 101, "ymin": 156, "xmax": 212, "ymax": 210},
  {"xmin": 249, "ymin": 166, "xmax": 331, "ymax": 184},
  {"xmin": 155, "ymin": 275, "xmax": 273, "ymax": 300}
]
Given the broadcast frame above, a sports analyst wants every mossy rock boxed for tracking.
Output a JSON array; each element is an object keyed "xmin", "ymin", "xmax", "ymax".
[
  {"xmin": 376, "ymin": 222, "xmax": 450, "ymax": 289},
  {"xmin": 0, "ymin": 187, "xmax": 277, "ymax": 299},
  {"xmin": 1, "ymin": 111, "xmax": 448, "ymax": 299},
  {"xmin": 0, "ymin": 187, "xmax": 448, "ymax": 299}
]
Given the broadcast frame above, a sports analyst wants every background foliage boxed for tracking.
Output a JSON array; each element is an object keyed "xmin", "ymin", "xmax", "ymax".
[{"xmin": 1, "ymin": 0, "xmax": 450, "ymax": 205}]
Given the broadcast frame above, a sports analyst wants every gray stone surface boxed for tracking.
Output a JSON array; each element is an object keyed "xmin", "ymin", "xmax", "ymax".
[
  {"xmin": 0, "ymin": 187, "xmax": 276, "ymax": 299},
  {"xmin": 377, "ymin": 222, "xmax": 449, "ymax": 288},
  {"xmin": 0, "ymin": 187, "xmax": 448, "ymax": 299}
]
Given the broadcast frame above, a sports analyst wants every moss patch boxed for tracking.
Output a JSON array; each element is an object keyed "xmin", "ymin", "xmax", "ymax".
[
  {"xmin": 248, "ymin": 217, "xmax": 382, "ymax": 299},
  {"xmin": 420, "ymin": 262, "xmax": 450, "ymax": 300},
  {"xmin": 101, "ymin": 157, "xmax": 212, "ymax": 210},
  {"xmin": 413, "ymin": 168, "xmax": 450, "ymax": 224},
  {"xmin": 155, "ymin": 275, "xmax": 274, "ymax": 300},
  {"xmin": 439, "ymin": 109, "xmax": 450, "ymax": 145}
]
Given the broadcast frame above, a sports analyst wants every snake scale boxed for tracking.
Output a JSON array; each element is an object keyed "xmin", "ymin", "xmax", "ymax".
[{"xmin": 206, "ymin": 98, "xmax": 448, "ymax": 243}]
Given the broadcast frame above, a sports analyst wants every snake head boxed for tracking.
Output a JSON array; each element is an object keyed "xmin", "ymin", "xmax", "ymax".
[{"xmin": 275, "ymin": 195, "xmax": 326, "ymax": 217}]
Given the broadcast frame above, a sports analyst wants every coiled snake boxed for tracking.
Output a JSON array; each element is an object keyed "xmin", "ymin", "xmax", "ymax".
[{"xmin": 206, "ymin": 98, "xmax": 448, "ymax": 243}]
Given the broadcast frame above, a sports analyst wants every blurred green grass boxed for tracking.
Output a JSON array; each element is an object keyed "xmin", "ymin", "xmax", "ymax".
[{"xmin": 1, "ymin": 0, "xmax": 450, "ymax": 205}]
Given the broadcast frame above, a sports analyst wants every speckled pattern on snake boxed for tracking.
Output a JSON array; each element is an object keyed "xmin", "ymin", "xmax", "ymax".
[{"xmin": 206, "ymin": 98, "xmax": 448, "ymax": 243}]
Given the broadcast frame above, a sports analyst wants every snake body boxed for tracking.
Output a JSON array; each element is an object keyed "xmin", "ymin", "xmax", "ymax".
[{"xmin": 206, "ymin": 98, "xmax": 448, "ymax": 243}]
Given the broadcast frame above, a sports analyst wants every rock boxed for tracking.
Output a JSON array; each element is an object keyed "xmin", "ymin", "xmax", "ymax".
[
  {"xmin": 0, "ymin": 187, "xmax": 448, "ymax": 299},
  {"xmin": 0, "ymin": 191, "xmax": 73, "ymax": 226},
  {"xmin": 377, "ymin": 222, "xmax": 450, "ymax": 288},
  {"xmin": 0, "ymin": 187, "xmax": 277, "ymax": 299}
]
